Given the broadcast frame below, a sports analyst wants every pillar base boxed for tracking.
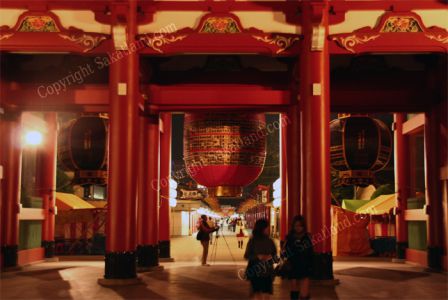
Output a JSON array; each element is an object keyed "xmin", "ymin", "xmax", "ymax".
[
  {"xmin": 159, "ymin": 258, "xmax": 175, "ymax": 263},
  {"xmin": 396, "ymin": 241, "xmax": 407, "ymax": 260},
  {"xmin": 159, "ymin": 240, "xmax": 171, "ymax": 259},
  {"xmin": 45, "ymin": 257, "xmax": 60, "ymax": 262},
  {"xmin": 1, "ymin": 245, "xmax": 18, "ymax": 268},
  {"xmin": 98, "ymin": 277, "xmax": 142, "ymax": 287},
  {"xmin": 137, "ymin": 244, "xmax": 159, "ymax": 268},
  {"xmin": 42, "ymin": 240, "xmax": 56, "ymax": 258},
  {"xmin": 137, "ymin": 265, "xmax": 164, "ymax": 273},
  {"xmin": 427, "ymin": 246, "xmax": 443, "ymax": 271},
  {"xmin": 312, "ymin": 252, "xmax": 334, "ymax": 280},
  {"xmin": 104, "ymin": 251, "xmax": 137, "ymax": 279},
  {"xmin": 1, "ymin": 266, "xmax": 23, "ymax": 272}
]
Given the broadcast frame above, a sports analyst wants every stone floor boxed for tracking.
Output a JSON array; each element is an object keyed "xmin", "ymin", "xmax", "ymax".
[{"xmin": 1, "ymin": 235, "xmax": 447, "ymax": 300}]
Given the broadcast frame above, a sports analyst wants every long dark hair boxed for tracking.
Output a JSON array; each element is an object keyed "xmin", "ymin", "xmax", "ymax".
[
  {"xmin": 289, "ymin": 215, "xmax": 308, "ymax": 236},
  {"xmin": 252, "ymin": 219, "xmax": 269, "ymax": 239}
]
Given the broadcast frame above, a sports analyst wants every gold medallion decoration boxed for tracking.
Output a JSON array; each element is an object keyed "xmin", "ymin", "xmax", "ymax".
[
  {"xmin": 332, "ymin": 34, "xmax": 380, "ymax": 53},
  {"xmin": 58, "ymin": 34, "xmax": 107, "ymax": 52},
  {"xmin": 140, "ymin": 34, "xmax": 187, "ymax": 53},
  {"xmin": 381, "ymin": 16, "xmax": 423, "ymax": 33},
  {"xmin": 18, "ymin": 16, "xmax": 59, "ymax": 32},
  {"xmin": 252, "ymin": 35, "xmax": 300, "ymax": 54},
  {"xmin": 199, "ymin": 17, "xmax": 241, "ymax": 34}
]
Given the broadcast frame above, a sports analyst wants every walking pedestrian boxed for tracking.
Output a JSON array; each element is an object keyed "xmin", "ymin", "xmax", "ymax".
[
  {"xmin": 236, "ymin": 228, "xmax": 245, "ymax": 249},
  {"xmin": 244, "ymin": 219, "xmax": 277, "ymax": 300},
  {"xmin": 284, "ymin": 215, "xmax": 313, "ymax": 300}
]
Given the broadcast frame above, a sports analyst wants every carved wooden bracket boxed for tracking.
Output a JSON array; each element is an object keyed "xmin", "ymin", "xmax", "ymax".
[
  {"xmin": 138, "ymin": 12, "xmax": 300, "ymax": 56},
  {"xmin": 0, "ymin": 11, "xmax": 109, "ymax": 53},
  {"xmin": 330, "ymin": 12, "xmax": 448, "ymax": 53}
]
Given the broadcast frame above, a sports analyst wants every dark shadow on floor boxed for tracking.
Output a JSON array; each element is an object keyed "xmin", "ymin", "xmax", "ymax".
[
  {"xmin": 17, "ymin": 267, "xmax": 75, "ymax": 281},
  {"xmin": 104, "ymin": 284, "xmax": 167, "ymax": 299},
  {"xmin": 1, "ymin": 267, "xmax": 74, "ymax": 299},
  {"xmin": 275, "ymin": 276, "xmax": 340, "ymax": 299},
  {"xmin": 144, "ymin": 266, "xmax": 250, "ymax": 299},
  {"xmin": 334, "ymin": 267, "xmax": 430, "ymax": 281}
]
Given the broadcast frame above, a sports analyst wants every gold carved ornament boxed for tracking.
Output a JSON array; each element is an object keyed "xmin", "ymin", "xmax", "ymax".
[
  {"xmin": 425, "ymin": 33, "xmax": 448, "ymax": 44},
  {"xmin": 58, "ymin": 34, "xmax": 107, "ymax": 52},
  {"xmin": 139, "ymin": 34, "xmax": 187, "ymax": 53},
  {"xmin": 0, "ymin": 33, "xmax": 14, "ymax": 41},
  {"xmin": 252, "ymin": 35, "xmax": 300, "ymax": 54},
  {"xmin": 331, "ymin": 34, "xmax": 380, "ymax": 53}
]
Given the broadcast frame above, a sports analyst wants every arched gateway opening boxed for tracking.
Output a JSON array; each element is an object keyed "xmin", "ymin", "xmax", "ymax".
[{"xmin": 1, "ymin": 2, "xmax": 447, "ymax": 299}]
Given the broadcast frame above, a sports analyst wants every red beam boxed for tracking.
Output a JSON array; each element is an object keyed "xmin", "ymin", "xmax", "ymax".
[
  {"xmin": 148, "ymin": 84, "xmax": 290, "ymax": 106},
  {"xmin": 1, "ymin": 1, "xmax": 445, "ymax": 11},
  {"xmin": 1, "ymin": 81, "xmax": 438, "ymax": 113}
]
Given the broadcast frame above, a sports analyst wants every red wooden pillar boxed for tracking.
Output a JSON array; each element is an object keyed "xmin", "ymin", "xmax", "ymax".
[
  {"xmin": 394, "ymin": 113, "xmax": 409, "ymax": 259},
  {"xmin": 300, "ymin": 1, "xmax": 333, "ymax": 279},
  {"xmin": 280, "ymin": 113, "xmax": 288, "ymax": 242},
  {"xmin": 0, "ymin": 112, "xmax": 22, "ymax": 268},
  {"xmin": 102, "ymin": 2, "xmax": 139, "ymax": 280},
  {"xmin": 286, "ymin": 104, "xmax": 300, "ymax": 227},
  {"xmin": 424, "ymin": 107, "xmax": 443, "ymax": 270},
  {"xmin": 137, "ymin": 115, "xmax": 160, "ymax": 269},
  {"xmin": 36, "ymin": 112, "xmax": 57, "ymax": 258},
  {"xmin": 159, "ymin": 113, "xmax": 172, "ymax": 259}
]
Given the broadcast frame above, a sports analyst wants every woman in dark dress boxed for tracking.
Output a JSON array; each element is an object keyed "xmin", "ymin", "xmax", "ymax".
[
  {"xmin": 284, "ymin": 215, "xmax": 313, "ymax": 300},
  {"xmin": 244, "ymin": 219, "xmax": 277, "ymax": 300}
]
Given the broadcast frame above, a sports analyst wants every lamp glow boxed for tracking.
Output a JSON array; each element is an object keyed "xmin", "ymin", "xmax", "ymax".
[
  {"xmin": 169, "ymin": 198, "xmax": 177, "ymax": 207},
  {"xmin": 24, "ymin": 130, "xmax": 43, "ymax": 146}
]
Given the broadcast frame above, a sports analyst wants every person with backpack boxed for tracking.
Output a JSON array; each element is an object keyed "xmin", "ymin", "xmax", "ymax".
[
  {"xmin": 244, "ymin": 219, "xmax": 277, "ymax": 299},
  {"xmin": 197, "ymin": 214, "xmax": 219, "ymax": 266}
]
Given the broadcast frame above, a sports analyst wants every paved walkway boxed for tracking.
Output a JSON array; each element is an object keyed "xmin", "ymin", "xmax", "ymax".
[{"xmin": 1, "ymin": 236, "xmax": 447, "ymax": 299}]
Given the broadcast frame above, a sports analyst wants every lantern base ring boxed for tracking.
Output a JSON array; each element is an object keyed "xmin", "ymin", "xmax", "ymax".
[{"xmin": 208, "ymin": 186, "xmax": 243, "ymax": 197}]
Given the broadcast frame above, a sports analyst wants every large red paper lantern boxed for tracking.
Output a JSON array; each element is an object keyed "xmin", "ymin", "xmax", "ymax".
[
  {"xmin": 184, "ymin": 113, "xmax": 267, "ymax": 197},
  {"xmin": 330, "ymin": 114, "xmax": 392, "ymax": 186},
  {"xmin": 58, "ymin": 114, "xmax": 108, "ymax": 184}
]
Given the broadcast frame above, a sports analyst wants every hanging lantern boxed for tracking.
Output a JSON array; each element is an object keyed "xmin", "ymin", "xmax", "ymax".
[
  {"xmin": 183, "ymin": 113, "xmax": 267, "ymax": 197},
  {"xmin": 58, "ymin": 114, "xmax": 108, "ymax": 185},
  {"xmin": 330, "ymin": 114, "xmax": 392, "ymax": 187}
]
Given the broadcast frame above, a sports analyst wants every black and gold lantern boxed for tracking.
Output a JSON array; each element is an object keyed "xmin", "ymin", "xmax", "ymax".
[
  {"xmin": 330, "ymin": 114, "xmax": 392, "ymax": 186},
  {"xmin": 58, "ymin": 114, "xmax": 108, "ymax": 185}
]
